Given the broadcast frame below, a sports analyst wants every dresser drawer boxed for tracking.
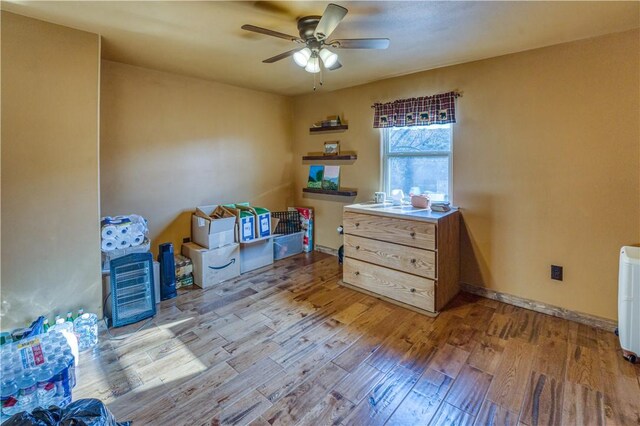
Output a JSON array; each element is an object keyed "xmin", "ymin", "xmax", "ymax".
[
  {"xmin": 343, "ymin": 257, "xmax": 435, "ymax": 312},
  {"xmin": 344, "ymin": 234, "xmax": 436, "ymax": 279},
  {"xmin": 343, "ymin": 212, "xmax": 436, "ymax": 250}
]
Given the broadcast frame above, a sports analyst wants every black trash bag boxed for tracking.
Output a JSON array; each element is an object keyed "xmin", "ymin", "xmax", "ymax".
[
  {"xmin": 4, "ymin": 399, "xmax": 130, "ymax": 426},
  {"xmin": 59, "ymin": 399, "xmax": 129, "ymax": 426},
  {"xmin": 2, "ymin": 410, "xmax": 55, "ymax": 426}
]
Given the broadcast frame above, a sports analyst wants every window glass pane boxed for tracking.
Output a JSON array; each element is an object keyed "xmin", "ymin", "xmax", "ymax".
[
  {"xmin": 388, "ymin": 156, "xmax": 449, "ymax": 201},
  {"xmin": 388, "ymin": 125, "xmax": 451, "ymax": 153}
]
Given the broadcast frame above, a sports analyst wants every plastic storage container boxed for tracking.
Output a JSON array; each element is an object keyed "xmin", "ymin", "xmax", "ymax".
[
  {"xmin": 618, "ymin": 246, "xmax": 640, "ymax": 363},
  {"xmin": 239, "ymin": 238, "xmax": 274, "ymax": 273},
  {"xmin": 273, "ymin": 232, "xmax": 304, "ymax": 260},
  {"xmin": 271, "ymin": 211, "xmax": 302, "ymax": 235}
]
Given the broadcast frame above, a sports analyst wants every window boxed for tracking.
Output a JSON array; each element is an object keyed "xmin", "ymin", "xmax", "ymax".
[{"xmin": 382, "ymin": 124, "xmax": 452, "ymax": 202}]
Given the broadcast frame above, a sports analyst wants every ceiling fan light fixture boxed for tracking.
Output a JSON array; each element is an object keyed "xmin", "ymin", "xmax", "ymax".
[
  {"xmin": 305, "ymin": 55, "xmax": 320, "ymax": 73},
  {"xmin": 293, "ymin": 47, "xmax": 311, "ymax": 67},
  {"xmin": 319, "ymin": 48, "xmax": 338, "ymax": 69}
]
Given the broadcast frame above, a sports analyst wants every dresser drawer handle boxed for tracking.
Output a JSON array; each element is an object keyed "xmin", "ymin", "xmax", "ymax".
[
  {"xmin": 355, "ymin": 271, "xmax": 360, "ymax": 276},
  {"xmin": 410, "ymin": 258, "xmax": 417, "ymax": 264},
  {"xmin": 410, "ymin": 288, "xmax": 416, "ymax": 293},
  {"xmin": 355, "ymin": 245, "xmax": 360, "ymax": 250},
  {"xmin": 410, "ymin": 231, "xmax": 416, "ymax": 237}
]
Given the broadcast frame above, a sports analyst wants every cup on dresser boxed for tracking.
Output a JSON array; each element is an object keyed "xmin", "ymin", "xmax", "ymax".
[
  {"xmin": 373, "ymin": 192, "xmax": 386, "ymax": 204},
  {"xmin": 390, "ymin": 189, "xmax": 405, "ymax": 205}
]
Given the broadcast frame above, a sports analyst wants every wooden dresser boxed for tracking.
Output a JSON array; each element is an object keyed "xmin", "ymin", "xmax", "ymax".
[{"xmin": 341, "ymin": 203, "xmax": 460, "ymax": 316}]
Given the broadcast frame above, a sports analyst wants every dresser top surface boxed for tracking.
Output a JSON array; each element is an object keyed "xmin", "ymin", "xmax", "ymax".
[{"xmin": 344, "ymin": 202, "xmax": 459, "ymax": 223}]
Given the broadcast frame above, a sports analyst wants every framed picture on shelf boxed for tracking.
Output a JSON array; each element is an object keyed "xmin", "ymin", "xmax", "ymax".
[
  {"xmin": 322, "ymin": 166, "xmax": 340, "ymax": 190},
  {"xmin": 323, "ymin": 141, "xmax": 340, "ymax": 156},
  {"xmin": 307, "ymin": 165, "xmax": 324, "ymax": 189}
]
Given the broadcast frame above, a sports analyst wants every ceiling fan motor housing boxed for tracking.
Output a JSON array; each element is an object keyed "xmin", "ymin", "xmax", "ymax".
[{"xmin": 297, "ymin": 16, "xmax": 322, "ymax": 41}]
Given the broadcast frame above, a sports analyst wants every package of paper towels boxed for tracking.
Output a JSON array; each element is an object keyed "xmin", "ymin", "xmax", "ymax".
[{"xmin": 101, "ymin": 214, "xmax": 148, "ymax": 252}]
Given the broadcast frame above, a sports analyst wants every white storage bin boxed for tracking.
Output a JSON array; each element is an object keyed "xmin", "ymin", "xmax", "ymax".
[
  {"xmin": 240, "ymin": 236, "xmax": 274, "ymax": 273},
  {"xmin": 273, "ymin": 232, "xmax": 304, "ymax": 260}
]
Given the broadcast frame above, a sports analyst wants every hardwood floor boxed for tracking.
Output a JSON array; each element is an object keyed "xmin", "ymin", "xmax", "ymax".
[{"xmin": 76, "ymin": 252, "xmax": 640, "ymax": 425}]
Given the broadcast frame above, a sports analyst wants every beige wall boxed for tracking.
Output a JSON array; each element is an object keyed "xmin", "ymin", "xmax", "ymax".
[
  {"xmin": 100, "ymin": 61, "xmax": 293, "ymax": 256},
  {"xmin": 292, "ymin": 30, "xmax": 640, "ymax": 321},
  {"xmin": 1, "ymin": 12, "xmax": 101, "ymax": 329}
]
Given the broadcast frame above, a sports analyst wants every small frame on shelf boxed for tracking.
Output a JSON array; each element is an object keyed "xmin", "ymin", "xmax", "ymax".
[{"xmin": 324, "ymin": 141, "xmax": 340, "ymax": 156}]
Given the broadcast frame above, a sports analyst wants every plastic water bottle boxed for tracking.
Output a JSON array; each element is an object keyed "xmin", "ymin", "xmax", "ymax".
[
  {"xmin": 62, "ymin": 349, "xmax": 76, "ymax": 388},
  {"xmin": 74, "ymin": 313, "xmax": 98, "ymax": 351},
  {"xmin": 1, "ymin": 355, "xmax": 14, "ymax": 376},
  {"xmin": 53, "ymin": 358, "xmax": 71, "ymax": 407},
  {"xmin": 49, "ymin": 322, "xmax": 79, "ymax": 362},
  {"xmin": 1, "ymin": 377, "xmax": 19, "ymax": 419},
  {"xmin": 16, "ymin": 370, "xmax": 38, "ymax": 412},
  {"xmin": 35, "ymin": 365, "xmax": 56, "ymax": 408}
]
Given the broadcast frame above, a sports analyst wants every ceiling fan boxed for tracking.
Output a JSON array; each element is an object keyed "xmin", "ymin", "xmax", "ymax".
[{"xmin": 241, "ymin": 3, "xmax": 390, "ymax": 74}]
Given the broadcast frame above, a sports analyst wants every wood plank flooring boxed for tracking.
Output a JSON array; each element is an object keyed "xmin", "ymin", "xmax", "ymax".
[{"xmin": 76, "ymin": 252, "xmax": 640, "ymax": 425}]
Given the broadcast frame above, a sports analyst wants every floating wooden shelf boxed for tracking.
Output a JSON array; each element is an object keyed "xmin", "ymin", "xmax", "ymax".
[
  {"xmin": 302, "ymin": 154, "xmax": 357, "ymax": 161},
  {"xmin": 309, "ymin": 125, "xmax": 348, "ymax": 133},
  {"xmin": 303, "ymin": 187, "xmax": 358, "ymax": 197}
]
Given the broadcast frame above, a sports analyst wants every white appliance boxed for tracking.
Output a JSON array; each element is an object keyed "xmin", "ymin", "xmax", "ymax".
[{"xmin": 618, "ymin": 246, "xmax": 640, "ymax": 363}]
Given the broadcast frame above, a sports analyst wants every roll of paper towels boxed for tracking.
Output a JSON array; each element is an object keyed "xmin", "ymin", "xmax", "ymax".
[
  {"xmin": 118, "ymin": 225, "xmax": 131, "ymax": 237},
  {"xmin": 130, "ymin": 234, "xmax": 145, "ymax": 247},
  {"xmin": 101, "ymin": 225, "xmax": 118, "ymax": 239},
  {"xmin": 116, "ymin": 236, "xmax": 131, "ymax": 249},
  {"xmin": 101, "ymin": 238, "xmax": 118, "ymax": 251}
]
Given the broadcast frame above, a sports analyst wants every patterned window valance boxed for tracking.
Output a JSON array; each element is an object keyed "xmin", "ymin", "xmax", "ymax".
[{"xmin": 372, "ymin": 91, "xmax": 461, "ymax": 128}]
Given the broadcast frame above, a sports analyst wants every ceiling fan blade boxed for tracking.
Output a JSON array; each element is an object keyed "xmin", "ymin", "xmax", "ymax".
[
  {"xmin": 327, "ymin": 59, "xmax": 342, "ymax": 71},
  {"xmin": 329, "ymin": 38, "xmax": 390, "ymax": 49},
  {"xmin": 241, "ymin": 24, "xmax": 303, "ymax": 43},
  {"xmin": 262, "ymin": 48, "xmax": 301, "ymax": 63},
  {"xmin": 314, "ymin": 3, "xmax": 348, "ymax": 41}
]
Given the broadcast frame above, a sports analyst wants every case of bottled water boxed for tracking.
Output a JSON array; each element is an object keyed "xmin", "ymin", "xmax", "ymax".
[{"xmin": 0, "ymin": 331, "xmax": 75, "ymax": 423}]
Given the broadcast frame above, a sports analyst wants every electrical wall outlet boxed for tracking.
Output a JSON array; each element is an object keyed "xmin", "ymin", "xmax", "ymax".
[{"xmin": 551, "ymin": 265, "xmax": 563, "ymax": 281}]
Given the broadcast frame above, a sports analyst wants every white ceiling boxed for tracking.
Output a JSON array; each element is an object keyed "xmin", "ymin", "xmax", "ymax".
[{"xmin": 2, "ymin": 1, "xmax": 638, "ymax": 96}]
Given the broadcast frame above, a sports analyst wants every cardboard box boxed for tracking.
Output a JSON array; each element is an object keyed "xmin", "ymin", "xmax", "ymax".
[
  {"xmin": 239, "ymin": 214, "xmax": 256, "ymax": 241},
  {"xmin": 240, "ymin": 237, "xmax": 274, "ymax": 274},
  {"xmin": 182, "ymin": 242, "xmax": 240, "ymax": 288},
  {"xmin": 192, "ymin": 205, "xmax": 237, "ymax": 249},
  {"xmin": 252, "ymin": 207, "xmax": 272, "ymax": 238},
  {"xmin": 223, "ymin": 204, "xmax": 256, "ymax": 242}
]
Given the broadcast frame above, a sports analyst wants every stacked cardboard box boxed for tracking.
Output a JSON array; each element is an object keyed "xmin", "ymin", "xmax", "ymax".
[
  {"xmin": 184, "ymin": 205, "xmax": 241, "ymax": 288},
  {"xmin": 183, "ymin": 203, "xmax": 280, "ymax": 287}
]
